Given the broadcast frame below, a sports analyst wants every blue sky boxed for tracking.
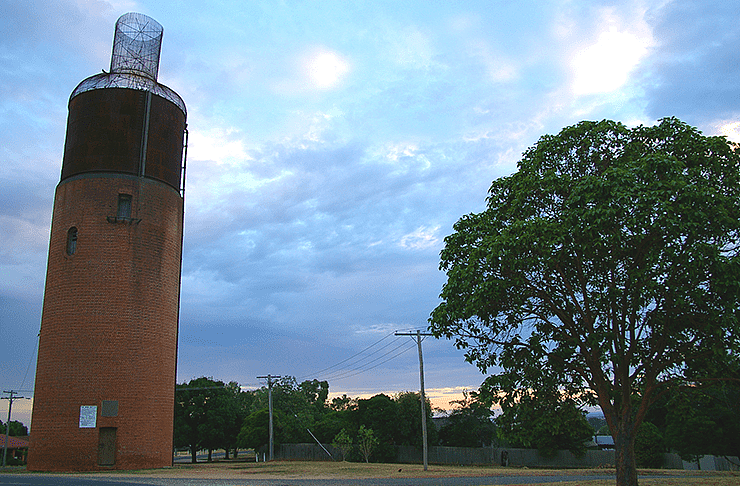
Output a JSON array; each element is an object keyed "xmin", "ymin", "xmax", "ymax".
[{"xmin": 2, "ymin": 0, "xmax": 740, "ymax": 426}]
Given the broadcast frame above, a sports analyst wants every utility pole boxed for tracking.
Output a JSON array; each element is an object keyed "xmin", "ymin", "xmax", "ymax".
[
  {"xmin": 257, "ymin": 375, "xmax": 280, "ymax": 461},
  {"xmin": 395, "ymin": 330, "xmax": 433, "ymax": 471},
  {"xmin": 2, "ymin": 390, "xmax": 30, "ymax": 468}
]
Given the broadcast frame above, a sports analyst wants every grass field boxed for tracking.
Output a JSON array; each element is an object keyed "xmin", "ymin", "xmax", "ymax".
[
  {"xmin": 112, "ymin": 459, "xmax": 740, "ymax": 485},
  {"xmin": 5, "ymin": 460, "xmax": 740, "ymax": 485}
]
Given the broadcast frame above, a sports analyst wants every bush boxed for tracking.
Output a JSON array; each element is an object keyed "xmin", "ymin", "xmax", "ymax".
[{"xmin": 635, "ymin": 422, "xmax": 664, "ymax": 468}]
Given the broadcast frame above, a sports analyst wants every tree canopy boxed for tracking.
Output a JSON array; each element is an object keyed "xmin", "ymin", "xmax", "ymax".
[
  {"xmin": 429, "ymin": 118, "xmax": 740, "ymax": 486},
  {"xmin": 174, "ymin": 377, "xmax": 246, "ymax": 462},
  {"xmin": 437, "ymin": 390, "xmax": 497, "ymax": 448},
  {"xmin": 0, "ymin": 420, "xmax": 28, "ymax": 437}
]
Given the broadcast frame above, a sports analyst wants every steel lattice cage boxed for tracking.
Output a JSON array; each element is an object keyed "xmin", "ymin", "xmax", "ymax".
[{"xmin": 110, "ymin": 12, "xmax": 163, "ymax": 80}]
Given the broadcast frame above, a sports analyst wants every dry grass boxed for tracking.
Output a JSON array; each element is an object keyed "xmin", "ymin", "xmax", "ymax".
[
  {"xmin": 92, "ymin": 460, "xmax": 740, "ymax": 484},
  {"xmin": 7, "ymin": 460, "xmax": 740, "ymax": 485}
]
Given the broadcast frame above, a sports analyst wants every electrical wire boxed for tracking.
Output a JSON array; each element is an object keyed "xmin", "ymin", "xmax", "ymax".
[
  {"xmin": 317, "ymin": 339, "xmax": 417, "ymax": 383},
  {"xmin": 296, "ymin": 331, "xmax": 396, "ymax": 380}
]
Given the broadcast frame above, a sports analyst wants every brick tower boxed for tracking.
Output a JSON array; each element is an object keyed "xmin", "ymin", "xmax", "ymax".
[{"xmin": 28, "ymin": 13, "xmax": 187, "ymax": 471}]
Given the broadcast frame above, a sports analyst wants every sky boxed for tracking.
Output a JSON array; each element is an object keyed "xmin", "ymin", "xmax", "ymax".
[{"xmin": 2, "ymin": 0, "xmax": 740, "ymax": 427}]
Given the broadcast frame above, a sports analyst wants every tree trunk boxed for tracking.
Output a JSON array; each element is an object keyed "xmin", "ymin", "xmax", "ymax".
[
  {"xmin": 208, "ymin": 448, "xmax": 213, "ymax": 462},
  {"xmin": 190, "ymin": 446, "xmax": 197, "ymax": 463},
  {"xmin": 225, "ymin": 448, "xmax": 230, "ymax": 460},
  {"xmin": 614, "ymin": 424, "xmax": 638, "ymax": 486}
]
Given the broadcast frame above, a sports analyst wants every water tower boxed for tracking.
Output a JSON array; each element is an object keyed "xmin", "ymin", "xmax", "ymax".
[{"xmin": 28, "ymin": 13, "xmax": 187, "ymax": 471}]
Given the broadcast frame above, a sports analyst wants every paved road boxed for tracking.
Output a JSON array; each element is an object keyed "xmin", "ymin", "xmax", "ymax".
[{"xmin": 0, "ymin": 472, "xmax": 626, "ymax": 486}]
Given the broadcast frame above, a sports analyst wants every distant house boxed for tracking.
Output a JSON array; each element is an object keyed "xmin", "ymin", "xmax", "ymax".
[
  {"xmin": 594, "ymin": 435, "xmax": 614, "ymax": 450},
  {"xmin": 0, "ymin": 436, "xmax": 29, "ymax": 464}
]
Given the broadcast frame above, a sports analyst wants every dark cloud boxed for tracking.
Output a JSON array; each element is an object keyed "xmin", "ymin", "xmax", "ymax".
[{"xmin": 643, "ymin": 0, "xmax": 740, "ymax": 124}]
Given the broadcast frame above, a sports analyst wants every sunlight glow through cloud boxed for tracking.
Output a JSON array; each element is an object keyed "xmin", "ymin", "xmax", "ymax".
[
  {"xmin": 305, "ymin": 49, "xmax": 350, "ymax": 90},
  {"xmin": 720, "ymin": 122, "xmax": 740, "ymax": 142},
  {"xmin": 571, "ymin": 29, "xmax": 651, "ymax": 95}
]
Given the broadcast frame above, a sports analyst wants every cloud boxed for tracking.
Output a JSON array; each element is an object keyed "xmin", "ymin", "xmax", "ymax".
[
  {"xmin": 641, "ymin": 0, "xmax": 740, "ymax": 124},
  {"xmin": 400, "ymin": 226, "xmax": 441, "ymax": 251},
  {"xmin": 9, "ymin": 0, "xmax": 740, "ymax": 418},
  {"xmin": 719, "ymin": 121, "xmax": 740, "ymax": 143},
  {"xmin": 304, "ymin": 49, "xmax": 351, "ymax": 90},
  {"xmin": 571, "ymin": 29, "xmax": 651, "ymax": 95}
]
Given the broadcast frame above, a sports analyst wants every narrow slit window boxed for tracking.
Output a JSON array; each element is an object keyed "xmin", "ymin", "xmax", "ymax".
[
  {"xmin": 66, "ymin": 227, "xmax": 77, "ymax": 255},
  {"xmin": 117, "ymin": 194, "xmax": 132, "ymax": 219}
]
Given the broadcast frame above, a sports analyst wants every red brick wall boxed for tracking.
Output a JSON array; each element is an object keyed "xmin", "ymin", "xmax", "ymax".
[{"xmin": 28, "ymin": 174, "xmax": 183, "ymax": 471}]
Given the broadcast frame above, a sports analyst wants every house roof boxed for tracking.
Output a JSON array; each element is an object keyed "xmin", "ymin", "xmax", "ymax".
[
  {"xmin": 594, "ymin": 435, "xmax": 614, "ymax": 446},
  {"xmin": 0, "ymin": 436, "xmax": 29, "ymax": 449}
]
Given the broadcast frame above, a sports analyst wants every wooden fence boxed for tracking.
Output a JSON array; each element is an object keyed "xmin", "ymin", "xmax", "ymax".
[{"xmin": 276, "ymin": 443, "xmax": 739, "ymax": 471}]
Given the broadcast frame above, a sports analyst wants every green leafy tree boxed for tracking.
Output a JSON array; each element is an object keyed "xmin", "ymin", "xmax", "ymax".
[
  {"xmin": 634, "ymin": 422, "xmax": 664, "ymax": 468},
  {"xmin": 249, "ymin": 376, "xmax": 332, "ymax": 444},
  {"xmin": 438, "ymin": 390, "xmax": 497, "ymax": 448},
  {"xmin": 332, "ymin": 428, "xmax": 353, "ymax": 461},
  {"xmin": 329, "ymin": 394, "xmax": 357, "ymax": 412},
  {"xmin": 491, "ymin": 387, "xmax": 593, "ymax": 457},
  {"xmin": 174, "ymin": 377, "xmax": 233, "ymax": 462},
  {"xmin": 356, "ymin": 425, "xmax": 378, "ymax": 463},
  {"xmin": 226, "ymin": 381, "xmax": 254, "ymax": 458},
  {"xmin": 314, "ymin": 407, "xmax": 354, "ymax": 446},
  {"xmin": 354, "ymin": 394, "xmax": 398, "ymax": 461},
  {"xmin": 394, "ymin": 391, "xmax": 438, "ymax": 448},
  {"xmin": 429, "ymin": 118, "xmax": 740, "ymax": 486},
  {"xmin": 0, "ymin": 420, "xmax": 28, "ymax": 437},
  {"xmin": 299, "ymin": 379, "xmax": 329, "ymax": 409},
  {"xmin": 478, "ymin": 343, "xmax": 595, "ymax": 456},
  {"xmin": 237, "ymin": 408, "xmax": 275, "ymax": 452},
  {"xmin": 657, "ymin": 354, "xmax": 740, "ymax": 464}
]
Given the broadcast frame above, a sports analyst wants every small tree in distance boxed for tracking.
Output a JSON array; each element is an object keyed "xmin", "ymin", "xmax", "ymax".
[
  {"xmin": 430, "ymin": 118, "xmax": 740, "ymax": 486},
  {"xmin": 356, "ymin": 425, "xmax": 378, "ymax": 463},
  {"xmin": 332, "ymin": 428, "xmax": 353, "ymax": 461}
]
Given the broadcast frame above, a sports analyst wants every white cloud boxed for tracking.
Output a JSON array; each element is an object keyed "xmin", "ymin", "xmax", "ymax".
[
  {"xmin": 571, "ymin": 29, "xmax": 651, "ymax": 95},
  {"xmin": 383, "ymin": 142, "xmax": 419, "ymax": 162},
  {"xmin": 400, "ymin": 226, "xmax": 441, "ymax": 250},
  {"xmin": 570, "ymin": 7, "xmax": 653, "ymax": 96},
  {"xmin": 187, "ymin": 126, "xmax": 251, "ymax": 164},
  {"xmin": 719, "ymin": 121, "xmax": 740, "ymax": 142}
]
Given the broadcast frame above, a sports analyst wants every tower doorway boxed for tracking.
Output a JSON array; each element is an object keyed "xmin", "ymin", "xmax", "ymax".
[{"xmin": 98, "ymin": 427, "xmax": 117, "ymax": 466}]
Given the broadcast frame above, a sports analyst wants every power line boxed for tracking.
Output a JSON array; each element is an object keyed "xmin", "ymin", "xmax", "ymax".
[
  {"xmin": 296, "ymin": 331, "xmax": 397, "ymax": 381},
  {"xmin": 318, "ymin": 338, "xmax": 410, "ymax": 381},
  {"xmin": 319, "ymin": 340, "xmax": 416, "ymax": 383},
  {"xmin": 18, "ymin": 333, "xmax": 38, "ymax": 393}
]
